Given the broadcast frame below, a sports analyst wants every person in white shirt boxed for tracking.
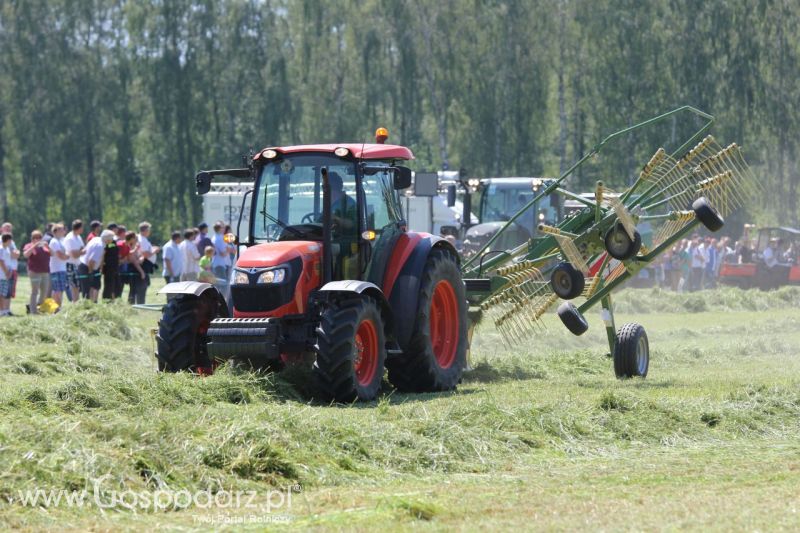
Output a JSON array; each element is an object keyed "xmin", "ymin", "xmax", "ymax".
[
  {"xmin": 63, "ymin": 219, "xmax": 85, "ymax": 302},
  {"xmin": 48, "ymin": 224, "xmax": 70, "ymax": 307},
  {"xmin": 211, "ymin": 220, "xmax": 235, "ymax": 282},
  {"xmin": 762, "ymin": 238, "xmax": 779, "ymax": 268},
  {"xmin": 689, "ymin": 236, "xmax": 706, "ymax": 292},
  {"xmin": 180, "ymin": 228, "xmax": 201, "ymax": 281},
  {"xmin": 133, "ymin": 222, "xmax": 161, "ymax": 304},
  {"xmin": 80, "ymin": 230, "xmax": 114, "ymax": 303},
  {"xmin": 161, "ymin": 231, "xmax": 184, "ymax": 283},
  {"xmin": 1, "ymin": 222, "xmax": 21, "ymax": 311}
]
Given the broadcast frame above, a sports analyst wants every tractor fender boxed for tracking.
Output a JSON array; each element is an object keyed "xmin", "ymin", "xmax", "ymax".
[
  {"xmin": 384, "ymin": 233, "xmax": 459, "ymax": 350},
  {"xmin": 318, "ymin": 280, "xmax": 394, "ymax": 333},
  {"xmin": 158, "ymin": 281, "xmax": 230, "ymax": 316}
]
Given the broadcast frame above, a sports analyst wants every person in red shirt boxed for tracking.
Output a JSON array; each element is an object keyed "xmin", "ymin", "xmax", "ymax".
[
  {"xmin": 116, "ymin": 228, "xmax": 132, "ymax": 298},
  {"xmin": 23, "ymin": 230, "xmax": 51, "ymax": 314},
  {"xmin": 86, "ymin": 220, "xmax": 102, "ymax": 242}
]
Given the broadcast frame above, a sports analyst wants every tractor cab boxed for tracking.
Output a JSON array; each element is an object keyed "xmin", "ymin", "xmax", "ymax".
[{"xmin": 247, "ymin": 147, "xmax": 410, "ymax": 282}]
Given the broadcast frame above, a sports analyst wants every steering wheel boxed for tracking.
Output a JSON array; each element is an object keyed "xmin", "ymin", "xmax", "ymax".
[
  {"xmin": 263, "ymin": 224, "xmax": 282, "ymax": 241},
  {"xmin": 301, "ymin": 212, "xmax": 318, "ymax": 224}
]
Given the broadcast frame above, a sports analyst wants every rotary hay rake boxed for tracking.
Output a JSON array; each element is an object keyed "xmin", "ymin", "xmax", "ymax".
[{"xmin": 462, "ymin": 106, "xmax": 758, "ymax": 378}]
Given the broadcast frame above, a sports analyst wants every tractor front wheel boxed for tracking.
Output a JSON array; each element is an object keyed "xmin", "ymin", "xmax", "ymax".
[
  {"xmin": 156, "ymin": 293, "xmax": 222, "ymax": 373},
  {"xmin": 387, "ymin": 249, "xmax": 467, "ymax": 392},
  {"xmin": 314, "ymin": 297, "xmax": 386, "ymax": 402},
  {"xmin": 613, "ymin": 323, "xmax": 649, "ymax": 378}
]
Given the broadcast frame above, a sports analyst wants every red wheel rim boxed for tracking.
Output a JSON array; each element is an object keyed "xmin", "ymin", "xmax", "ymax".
[
  {"xmin": 430, "ymin": 280, "xmax": 459, "ymax": 369},
  {"xmin": 354, "ymin": 319, "xmax": 379, "ymax": 386}
]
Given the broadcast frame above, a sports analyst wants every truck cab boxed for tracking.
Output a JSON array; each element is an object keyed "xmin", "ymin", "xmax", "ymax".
[{"xmin": 461, "ymin": 177, "xmax": 561, "ymax": 256}]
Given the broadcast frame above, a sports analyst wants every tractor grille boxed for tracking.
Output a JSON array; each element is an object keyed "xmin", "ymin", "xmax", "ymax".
[{"xmin": 231, "ymin": 257, "xmax": 302, "ymax": 313}]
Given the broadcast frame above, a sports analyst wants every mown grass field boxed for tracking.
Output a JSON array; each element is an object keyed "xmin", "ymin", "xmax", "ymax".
[{"xmin": 1, "ymin": 279, "xmax": 799, "ymax": 531}]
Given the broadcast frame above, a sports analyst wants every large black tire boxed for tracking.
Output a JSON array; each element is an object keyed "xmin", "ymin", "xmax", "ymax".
[
  {"xmin": 692, "ymin": 196, "xmax": 724, "ymax": 232},
  {"xmin": 613, "ymin": 323, "xmax": 649, "ymax": 378},
  {"xmin": 156, "ymin": 293, "xmax": 224, "ymax": 372},
  {"xmin": 387, "ymin": 249, "xmax": 467, "ymax": 392},
  {"xmin": 313, "ymin": 297, "xmax": 386, "ymax": 402},
  {"xmin": 550, "ymin": 262, "xmax": 586, "ymax": 300},
  {"xmin": 605, "ymin": 224, "xmax": 642, "ymax": 260}
]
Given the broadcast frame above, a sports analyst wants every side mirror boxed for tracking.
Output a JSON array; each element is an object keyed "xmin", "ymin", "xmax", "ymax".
[
  {"xmin": 447, "ymin": 185, "xmax": 456, "ymax": 207},
  {"xmin": 393, "ymin": 166, "xmax": 412, "ymax": 190},
  {"xmin": 196, "ymin": 171, "xmax": 212, "ymax": 195}
]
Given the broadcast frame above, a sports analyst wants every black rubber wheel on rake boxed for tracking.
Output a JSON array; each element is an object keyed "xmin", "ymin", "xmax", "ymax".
[
  {"xmin": 604, "ymin": 224, "xmax": 642, "ymax": 260},
  {"xmin": 156, "ymin": 293, "xmax": 223, "ymax": 372},
  {"xmin": 313, "ymin": 296, "xmax": 386, "ymax": 402},
  {"xmin": 386, "ymin": 248, "xmax": 467, "ymax": 393},
  {"xmin": 613, "ymin": 323, "xmax": 649, "ymax": 379},
  {"xmin": 692, "ymin": 197, "xmax": 724, "ymax": 232},
  {"xmin": 557, "ymin": 301, "xmax": 589, "ymax": 336},
  {"xmin": 550, "ymin": 262, "xmax": 586, "ymax": 300}
]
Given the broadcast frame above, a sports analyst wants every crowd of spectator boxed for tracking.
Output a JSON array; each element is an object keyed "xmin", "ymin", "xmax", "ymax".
[
  {"xmin": 651, "ymin": 233, "xmax": 798, "ymax": 291},
  {"xmin": 0, "ymin": 219, "xmax": 236, "ymax": 316}
]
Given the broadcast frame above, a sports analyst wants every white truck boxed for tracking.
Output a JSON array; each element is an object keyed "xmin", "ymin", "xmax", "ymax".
[{"xmin": 202, "ymin": 181, "xmax": 252, "ymax": 241}]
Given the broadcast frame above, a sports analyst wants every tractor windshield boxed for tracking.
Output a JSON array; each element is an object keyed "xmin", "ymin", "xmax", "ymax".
[{"xmin": 252, "ymin": 154, "xmax": 356, "ymax": 242}]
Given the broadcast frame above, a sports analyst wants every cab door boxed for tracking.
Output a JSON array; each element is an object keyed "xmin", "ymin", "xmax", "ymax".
[{"xmin": 359, "ymin": 166, "xmax": 405, "ymax": 285}]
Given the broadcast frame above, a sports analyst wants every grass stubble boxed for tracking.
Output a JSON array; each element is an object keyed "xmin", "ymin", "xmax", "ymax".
[{"xmin": 0, "ymin": 282, "xmax": 799, "ymax": 531}]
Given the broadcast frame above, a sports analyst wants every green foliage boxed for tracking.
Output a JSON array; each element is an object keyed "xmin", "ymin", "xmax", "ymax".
[{"xmin": 0, "ymin": 1, "xmax": 798, "ymax": 238}]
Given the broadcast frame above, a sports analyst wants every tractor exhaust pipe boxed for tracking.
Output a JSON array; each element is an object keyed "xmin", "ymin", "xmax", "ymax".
[{"xmin": 321, "ymin": 167, "xmax": 332, "ymax": 285}]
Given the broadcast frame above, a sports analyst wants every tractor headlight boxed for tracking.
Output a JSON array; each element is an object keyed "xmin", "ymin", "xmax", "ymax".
[
  {"xmin": 233, "ymin": 270, "xmax": 250, "ymax": 285},
  {"xmin": 257, "ymin": 269, "xmax": 286, "ymax": 284}
]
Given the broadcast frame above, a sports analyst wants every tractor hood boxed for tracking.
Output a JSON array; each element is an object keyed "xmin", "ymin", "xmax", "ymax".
[{"xmin": 236, "ymin": 241, "xmax": 322, "ymax": 269}]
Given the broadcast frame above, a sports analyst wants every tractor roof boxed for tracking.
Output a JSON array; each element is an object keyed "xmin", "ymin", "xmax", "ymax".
[{"xmin": 256, "ymin": 143, "xmax": 414, "ymax": 161}]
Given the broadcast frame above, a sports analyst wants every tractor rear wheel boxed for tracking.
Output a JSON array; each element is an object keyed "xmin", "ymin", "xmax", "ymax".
[
  {"xmin": 156, "ymin": 293, "xmax": 223, "ymax": 373},
  {"xmin": 387, "ymin": 249, "xmax": 467, "ymax": 392},
  {"xmin": 314, "ymin": 297, "xmax": 386, "ymax": 402},
  {"xmin": 613, "ymin": 323, "xmax": 649, "ymax": 378},
  {"xmin": 550, "ymin": 262, "xmax": 585, "ymax": 300}
]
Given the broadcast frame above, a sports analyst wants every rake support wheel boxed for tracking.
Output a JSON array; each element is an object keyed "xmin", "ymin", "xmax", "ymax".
[
  {"xmin": 605, "ymin": 224, "xmax": 642, "ymax": 261},
  {"xmin": 550, "ymin": 262, "xmax": 586, "ymax": 300},
  {"xmin": 692, "ymin": 197, "xmax": 724, "ymax": 232},
  {"xmin": 387, "ymin": 249, "xmax": 467, "ymax": 392},
  {"xmin": 557, "ymin": 301, "xmax": 589, "ymax": 336},
  {"xmin": 614, "ymin": 323, "xmax": 649, "ymax": 379}
]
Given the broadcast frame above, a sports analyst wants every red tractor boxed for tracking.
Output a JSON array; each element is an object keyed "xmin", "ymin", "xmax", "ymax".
[{"xmin": 155, "ymin": 130, "xmax": 468, "ymax": 401}]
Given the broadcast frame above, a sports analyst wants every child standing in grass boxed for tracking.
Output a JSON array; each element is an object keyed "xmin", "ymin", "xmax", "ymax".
[
  {"xmin": 0, "ymin": 233, "xmax": 12, "ymax": 316},
  {"xmin": 198, "ymin": 245, "xmax": 215, "ymax": 283}
]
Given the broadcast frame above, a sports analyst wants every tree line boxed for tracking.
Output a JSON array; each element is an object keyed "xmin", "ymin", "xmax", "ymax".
[{"xmin": 0, "ymin": 0, "xmax": 797, "ymax": 238}]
